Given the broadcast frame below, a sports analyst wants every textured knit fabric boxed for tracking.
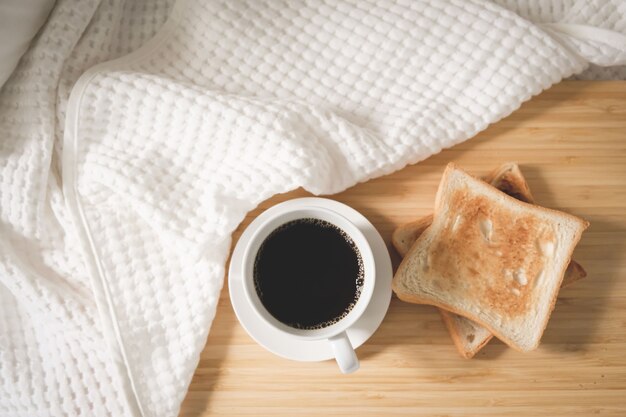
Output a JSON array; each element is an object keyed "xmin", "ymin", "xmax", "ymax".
[{"xmin": 1, "ymin": 1, "xmax": 625, "ymax": 416}]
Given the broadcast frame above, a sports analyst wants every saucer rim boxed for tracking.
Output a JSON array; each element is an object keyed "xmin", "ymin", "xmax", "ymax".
[{"xmin": 228, "ymin": 197, "xmax": 392, "ymax": 362}]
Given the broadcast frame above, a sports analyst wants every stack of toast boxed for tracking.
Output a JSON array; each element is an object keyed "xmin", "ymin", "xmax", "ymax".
[{"xmin": 392, "ymin": 163, "xmax": 588, "ymax": 357}]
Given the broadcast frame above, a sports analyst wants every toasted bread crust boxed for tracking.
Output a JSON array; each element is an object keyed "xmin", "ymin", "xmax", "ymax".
[
  {"xmin": 391, "ymin": 215, "xmax": 433, "ymax": 257},
  {"xmin": 393, "ymin": 289, "xmax": 530, "ymax": 352},
  {"xmin": 439, "ymin": 310, "xmax": 493, "ymax": 359},
  {"xmin": 483, "ymin": 162, "xmax": 534, "ymax": 204},
  {"xmin": 563, "ymin": 260, "xmax": 586, "ymax": 286},
  {"xmin": 393, "ymin": 163, "xmax": 586, "ymax": 355},
  {"xmin": 392, "ymin": 163, "xmax": 589, "ymax": 352}
]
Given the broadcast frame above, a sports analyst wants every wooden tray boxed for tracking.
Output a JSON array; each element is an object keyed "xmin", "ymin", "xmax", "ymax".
[{"xmin": 180, "ymin": 81, "xmax": 626, "ymax": 417}]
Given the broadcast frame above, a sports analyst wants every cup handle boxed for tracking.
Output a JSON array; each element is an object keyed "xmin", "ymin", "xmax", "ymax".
[{"xmin": 329, "ymin": 331, "xmax": 359, "ymax": 374}]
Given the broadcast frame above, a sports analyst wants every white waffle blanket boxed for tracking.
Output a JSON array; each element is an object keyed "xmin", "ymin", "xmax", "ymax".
[{"xmin": 1, "ymin": 1, "xmax": 625, "ymax": 416}]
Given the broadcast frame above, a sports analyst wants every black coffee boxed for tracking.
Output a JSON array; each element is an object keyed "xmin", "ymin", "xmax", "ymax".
[{"xmin": 253, "ymin": 218, "xmax": 364, "ymax": 330}]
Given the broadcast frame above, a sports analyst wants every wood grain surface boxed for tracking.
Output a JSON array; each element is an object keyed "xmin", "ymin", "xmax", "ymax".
[{"xmin": 179, "ymin": 81, "xmax": 626, "ymax": 417}]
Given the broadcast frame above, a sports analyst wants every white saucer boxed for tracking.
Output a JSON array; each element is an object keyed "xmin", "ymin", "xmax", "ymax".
[{"xmin": 228, "ymin": 197, "xmax": 392, "ymax": 362}]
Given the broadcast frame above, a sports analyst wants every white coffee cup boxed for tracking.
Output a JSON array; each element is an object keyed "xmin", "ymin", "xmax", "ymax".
[{"xmin": 241, "ymin": 205, "xmax": 376, "ymax": 374}]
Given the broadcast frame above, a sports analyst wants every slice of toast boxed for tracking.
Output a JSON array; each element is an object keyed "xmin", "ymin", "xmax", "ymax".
[
  {"xmin": 392, "ymin": 163, "xmax": 589, "ymax": 352},
  {"xmin": 392, "ymin": 163, "xmax": 587, "ymax": 358}
]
